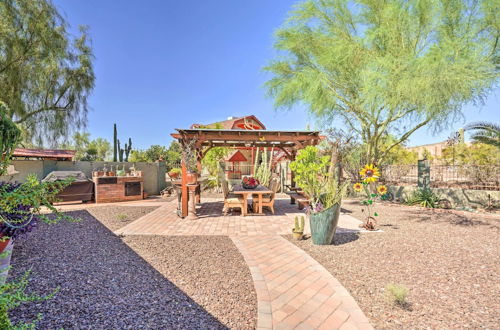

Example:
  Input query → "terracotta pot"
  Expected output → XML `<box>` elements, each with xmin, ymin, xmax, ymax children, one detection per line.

<box><xmin>107</xmin><ymin>171</ymin><xmax>115</xmax><ymax>177</ymax></box>
<box><xmin>169</xmin><ymin>171</ymin><xmax>180</xmax><ymax>179</ymax></box>
<box><xmin>186</xmin><ymin>172</ymin><xmax>198</xmax><ymax>184</ymax></box>
<box><xmin>0</xmin><ymin>235</ymin><xmax>11</xmax><ymax>254</ymax></box>
<box><xmin>292</xmin><ymin>232</ymin><xmax>303</xmax><ymax>241</ymax></box>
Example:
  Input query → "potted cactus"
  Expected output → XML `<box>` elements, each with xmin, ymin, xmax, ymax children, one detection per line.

<box><xmin>168</xmin><ymin>168</ymin><xmax>181</xmax><ymax>179</ymax></box>
<box><xmin>292</xmin><ymin>216</ymin><xmax>305</xmax><ymax>240</ymax></box>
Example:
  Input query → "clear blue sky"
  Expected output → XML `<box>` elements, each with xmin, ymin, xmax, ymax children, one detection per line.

<box><xmin>53</xmin><ymin>0</ymin><xmax>499</xmax><ymax>149</ymax></box>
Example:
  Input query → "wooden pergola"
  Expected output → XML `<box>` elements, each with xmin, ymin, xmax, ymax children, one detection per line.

<box><xmin>171</xmin><ymin>128</ymin><xmax>322</xmax><ymax>218</ymax></box>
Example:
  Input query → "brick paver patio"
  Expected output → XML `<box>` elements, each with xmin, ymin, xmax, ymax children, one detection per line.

<box><xmin>114</xmin><ymin>197</ymin><xmax>373</xmax><ymax>329</ymax></box>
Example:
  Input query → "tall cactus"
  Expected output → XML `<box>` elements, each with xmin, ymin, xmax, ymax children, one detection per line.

<box><xmin>254</xmin><ymin>147</ymin><xmax>274</xmax><ymax>186</ymax></box>
<box><xmin>118</xmin><ymin>139</ymin><xmax>124</xmax><ymax>162</ymax></box>
<box><xmin>113</xmin><ymin>123</ymin><xmax>118</xmax><ymax>162</ymax></box>
<box><xmin>124</xmin><ymin>137</ymin><xmax>132</xmax><ymax>162</ymax></box>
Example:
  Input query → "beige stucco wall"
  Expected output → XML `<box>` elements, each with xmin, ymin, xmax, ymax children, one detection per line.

<box><xmin>1</xmin><ymin>160</ymin><xmax>166</xmax><ymax>195</ymax></box>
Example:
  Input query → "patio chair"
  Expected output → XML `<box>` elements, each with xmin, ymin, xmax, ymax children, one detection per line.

<box><xmin>221</xmin><ymin>180</ymin><xmax>246</xmax><ymax>216</ymax></box>
<box><xmin>252</xmin><ymin>177</ymin><xmax>280</xmax><ymax>214</ymax></box>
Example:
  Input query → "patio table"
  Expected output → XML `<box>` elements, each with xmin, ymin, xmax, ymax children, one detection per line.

<box><xmin>232</xmin><ymin>184</ymin><xmax>273</xmax><ymax>215</ymax></box>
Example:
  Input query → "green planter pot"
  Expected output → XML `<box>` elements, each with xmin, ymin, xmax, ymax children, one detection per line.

<box><xmin>309</xmin><ymin>204</ymin><xmax>341</xmax><ymax>245</ymax></box>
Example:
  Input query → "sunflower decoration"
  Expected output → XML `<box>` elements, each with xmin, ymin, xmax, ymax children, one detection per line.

<box><xmin>377</xmin><ymin>185</ymin><xmax>388</xmax><ymax>196</ymax></box>
<box><xmin>359</xmin><ymin>164</ymin><xmax>380</xmax><ymax>183</ymax></box>
<box><xmin>353</xmin><ymin>182</ymin><xmax>363</xmax><ymax>192</ymax></box>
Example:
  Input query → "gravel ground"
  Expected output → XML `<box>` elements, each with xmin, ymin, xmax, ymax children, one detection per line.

<box><xmin>288</xmin><ymin>200</ymin><xmax>500</xmax><ymax>329</ymax></box>
<box><xmin>9</xmin><ymin>207</ymin><xmax>256</xmax><ymax>329</ymax></box>
<box><xmin>86</xmin><ymin>205</ymin><xmax>160</xmax><ymax>231</ymax></box>
<box><xmin>123</xmin><ymin>236</ymin><xmax>257</xmax><ymax>329</ymax></box>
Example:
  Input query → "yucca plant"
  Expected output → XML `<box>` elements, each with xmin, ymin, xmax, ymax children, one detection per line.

<box><xmin>405</xmin><ymin>188</ymin><xmax>440</xmax><ymax>208</ymax></box>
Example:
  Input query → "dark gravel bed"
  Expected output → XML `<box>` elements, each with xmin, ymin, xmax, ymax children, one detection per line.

<box><xmin>288</xmin><ymin>200</ymin><xmax>500</xmax><ymax>329</ymax></box>
<box><xmin>124</xmin><ymin>236</ymin><xmax>257</xmax><ymax>329</ymax></box>
<box><xmin>86</xmin><ymin>205</ymin><xmax>160</xmax><ymax>231</ymax></box>
<box><xmin>8</xmin><ymin>209</ymin><xmax>230</xmax><ymax>329</ymax></box>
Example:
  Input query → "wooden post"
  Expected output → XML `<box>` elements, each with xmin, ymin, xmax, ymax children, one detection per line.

<box><xmin>181</xmin><ymin>152</ymin><xmax>188</xmax><ymax>218</ymax></box>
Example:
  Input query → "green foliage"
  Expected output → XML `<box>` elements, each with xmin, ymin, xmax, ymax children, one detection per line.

<box><xmin>290</xmin><ymin>146</ymin><xmax>348</xmax><ymax>211</ymax></box>
<box><xmin>0</xmin><ymin>270</ymin><xmax>58</xmax><ymax>329</ymax></box>
<box><xmin>440</xmin><ymin>143</ymin><xmax>499</xmax><ymax>165</ymax></box>
<box><xmin>129</xmin><ymin>142</ymin><xmax>182</xmax><ymax>169</ymax></box>
<box><xmin>464</xmin><ymin>122</ymin><xmax>500</xmax><ymax>148</ymax></box>
<box><xmin>59</xmin><ymin>133</ymin><xmax>111</xmax><ymax>161</ymax></box>
<box><xmin>293</xmin><ymin>216</ymin><xmax>305</xmax><ymax>233</ymax></box>
<box><xmin>405</xmin><ymin>188</ymin><xmax>439</xmax><ymax>208</ymax></box>
<box><xmin>113</xmin><ymin>124</ymin><xmax>118</xmax><ymax>162</ymax></box>
<box><xmin>0</xmin><ymin>102</ymin><xmax>21</xmax><ymax>175</ymax></box>
<box><xmin>202</xmin><ymin>147</ymin><xmax>229</xmax><ymax>189</ymax></box>
<box><xmin>265</xmin><ymin>0</ymin><xmax>499</xmax><ymax>164</ymax></box>
<box><xmin>386</xmin><ymin>284</ymin><xmax>409</xmax><ymax>307</ymax></box>
<box><xmin>116</xmin><ymin>213</ymin><xmax>128</xmax><ymax>221</ymax></box>
<box><xmin>0</xmin><ymin>0</ymin><xmax>95</xmax><ymax>144</ymax></box>
<box><xmin>0</xmin><ymin>174</ymin><xmax>77</xmax><ymax>226</ymax></box>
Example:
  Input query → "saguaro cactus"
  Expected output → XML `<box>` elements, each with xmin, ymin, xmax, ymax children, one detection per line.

<box><xmin>113</xmin><ymin>123</ymin><xmax>118</xmax><ymax>162</ymax></box>
<box><xmin>124</xmin><ymin>137</ymin><xmax>132</xmax><ymax>162</ymax></box>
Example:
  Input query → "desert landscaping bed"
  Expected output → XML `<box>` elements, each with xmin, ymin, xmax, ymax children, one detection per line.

<box><xmin>9</xmin><ymin>206</ymin><xmax>256</xmax><ymax>329</ymax></box>
<box><xmin>288</xmin><ymin>199</ymin><xmax>499</xmax><ymax>329</ymax></box>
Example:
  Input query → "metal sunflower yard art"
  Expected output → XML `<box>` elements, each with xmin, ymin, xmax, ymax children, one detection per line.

<box><xmin>354</xmin><ymin>164</ymin><xmax>388</xmax><ymax>230</ymax></box>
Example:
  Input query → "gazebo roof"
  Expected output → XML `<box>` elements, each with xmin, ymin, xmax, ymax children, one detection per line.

<box><xmin>171</xmin><ymin>128</ymin><xmax>322</xmax><ymax>149</ymax></box>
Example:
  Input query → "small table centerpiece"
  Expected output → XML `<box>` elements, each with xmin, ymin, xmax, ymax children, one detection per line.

<box><xmin>242</xmin><ymin>176</ymin><xmax>259</xmax><ymax>189</ymax></box>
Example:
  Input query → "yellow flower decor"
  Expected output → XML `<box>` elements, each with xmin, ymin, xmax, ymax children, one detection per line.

<box><xmin>377</xmin><ymin>185</ymin><xmax>388</xmax><ymax>195</ymax></box>
<box><xmin>359</xmin><ymin>164</ymin><xmax>380</xmax><ymax>183</ymax></box>
<box><xmin>353</xmin><ymin>182</ymin><xmax>363</xmax><ymax>192</ymax></box>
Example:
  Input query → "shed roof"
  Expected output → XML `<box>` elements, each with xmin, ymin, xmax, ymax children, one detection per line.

<box><xmin>12</xmin><ymin>148</ymin><xmax>76</xmax><ymax>160</ymax></box>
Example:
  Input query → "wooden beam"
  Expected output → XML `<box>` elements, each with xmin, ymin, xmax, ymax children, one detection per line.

<box><xmin>181</xmin><ymin>154</ymin><xmax>188</xmax><ymax>218</ymax></box>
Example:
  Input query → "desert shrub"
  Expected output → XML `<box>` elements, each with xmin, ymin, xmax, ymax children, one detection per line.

<box><xmin>116</xmin><ymin>214</ymin><xmax>128</xmax><ymax>221</ymax></box>
<box><xmin>386</xmin><ymin>284</ymin><xmax>408</xmax><ymax>306</ymax></box>
<box><xmin>405</xmin><ymin>188</ymin><xmax>440</xmax><ymax>208</ymax></box>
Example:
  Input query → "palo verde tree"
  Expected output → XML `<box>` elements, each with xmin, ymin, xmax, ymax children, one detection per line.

<box><xmin>265</xmin><ymin>0</ymin><xmax>499</xmax><ymax>164</ymax></box>
<box><xmin>0</xmin><ymin>0</ymin><xmax>95</xmax><ymax>144</ymax></box>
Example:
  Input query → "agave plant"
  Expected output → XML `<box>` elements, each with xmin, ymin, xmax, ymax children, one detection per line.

<box><xmin>405</xmin><ymin>188</ymin><xmax>440</xmax><ymax>208</ymax></box>
<box><xmin>464</xmin><ymin>122</ymin><xmax>500</xmax><ymax>148</ymax></box>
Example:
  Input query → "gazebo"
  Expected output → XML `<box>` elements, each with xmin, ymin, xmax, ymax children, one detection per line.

<box><xmin>171</xmin><ymin>128</ymin><xmax>322</xmax><ymax>218</ymax></box>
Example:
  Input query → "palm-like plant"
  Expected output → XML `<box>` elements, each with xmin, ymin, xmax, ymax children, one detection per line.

<box><xmin>464</xmin><ymin>122</ymin><xmax>500</xmax><ymax>148</ymax></box>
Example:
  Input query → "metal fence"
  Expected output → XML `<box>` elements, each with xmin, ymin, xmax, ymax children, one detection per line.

<box><xmin>381</xmin><ymin>164</ymin><xmax>500</xmax><ymax>190</ymax></box>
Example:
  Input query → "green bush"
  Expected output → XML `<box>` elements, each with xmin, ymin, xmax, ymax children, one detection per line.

<box><xmin>386</xmin><ymin>284</ymin><xmax>408</xmax><ymax>306</ymax></box>
<box><xmin>405</xmin><ymin>188</ymin><xmax>439</xmax><ymax>208</ymax></box>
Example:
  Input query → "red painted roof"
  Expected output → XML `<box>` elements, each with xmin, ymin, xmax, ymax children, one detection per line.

<box><xmin>12</xmin><ymin>148</ymin><xmax>76</xmax><ymax>160</ymax></box>
<box><xmin>190</xmin><ymin>115</ymin><xmax>266</xmax><ymax>130</ymax></box>
<box><xmin>227</xmin><ymin>150</ymin><xmax>247</xmax><ymax>162</ymax></box>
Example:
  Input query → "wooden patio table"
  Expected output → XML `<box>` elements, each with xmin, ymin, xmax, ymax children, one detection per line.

<box><xmin>232</xmin><ymin>184</ymin><xmax>273</xmax><ymax>215</ymax></box>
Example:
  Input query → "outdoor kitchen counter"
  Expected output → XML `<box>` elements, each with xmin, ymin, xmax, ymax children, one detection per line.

<box><xmin>93</xmin><ymin>176</ymin><xmax>144</xmax><ymax>203</ymax></box>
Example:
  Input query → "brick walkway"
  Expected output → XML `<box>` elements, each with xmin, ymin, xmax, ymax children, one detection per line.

<box><xmin>233</xmin><ymin>236</ymin><xmax>372</xmax><ymax>330</ymax></box>
<box><xmin>116</xmin><ymin>198</ymin><xmax>365</xmax><ymax>236</ymax></box>
<box><xmin>115</xmin><ymin>197</ymin><xmax>373</xmax><ymax>329</ymax></box>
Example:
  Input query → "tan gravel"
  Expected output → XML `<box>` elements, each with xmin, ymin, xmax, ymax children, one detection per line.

<box><xmin>288</xmin><ymin>199</ymin><xmax>500</xmax><ymax>329</ymax></box>
<box><xmin>87</xmin><ymin>205</ymin><xmax>161</xmax><ymax>231</ymax></box>
<box><xmin>9</xmin><ymin>206</ymin><xmax>256</xmax><ymax>329</ymax></box>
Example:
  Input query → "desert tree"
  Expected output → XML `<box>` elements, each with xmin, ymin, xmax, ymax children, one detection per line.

<box><xmin>0</xmin><ymin>0</ymin><xmax>95</xmax><ymax>144</ymax></box>
<box><xmin>265</xmin><ymin>0</ymin><xmax>499</xmax><ymax>163</ymax></box>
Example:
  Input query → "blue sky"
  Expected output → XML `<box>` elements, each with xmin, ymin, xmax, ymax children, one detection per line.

<box><xmin>53</xmin><ymin>0</ymin><xmax>499</xmax><ymax>149</ymax></box>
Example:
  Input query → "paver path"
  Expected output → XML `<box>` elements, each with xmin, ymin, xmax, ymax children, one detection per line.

<box><xmin>233</xmin><ymin>236</ymin><xmax>372</xmax><ymax>330</ymax></box>
<box><xmin>113</xmin><ymin>197</ymin><xmax>373</xmax><ymax>329</ymax></box>
<box><xmin>115</xmin><ymin>198</ymin><xmax>365</xmax><ymax>236</ymax></box>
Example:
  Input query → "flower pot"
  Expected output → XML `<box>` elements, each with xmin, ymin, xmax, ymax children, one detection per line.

<box><xmin>169</xmin><ymin>171</ymin><xmax>180</xmax><ymax>179</ymax></box>
<box><xmin>0</xmin><ymin>239</ymin><xmax>13</xmax><ymax>285</ymax></box>
<box><xmin>107</xmin><ymin>171</ymin><xmax>115</xmax><ymax>177</ymax></box>
<box><xmin>309</xmin><ymin>204</ymin><xmax>341</xmax><ymax>245</ymax></box>
<box><xmin>186</xmin><ymin>172</ymin><xmax>198</xmax><ymax>184</ymax></box>
<box><xmin>0</xmin><ymin>236</ymin><xmax>10</xmax><ymax>254</ymax></box>
<box><xmin>292</xmin><ymin>232</ymin><xmax>303</xmax><ymax>240</ymax></box>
